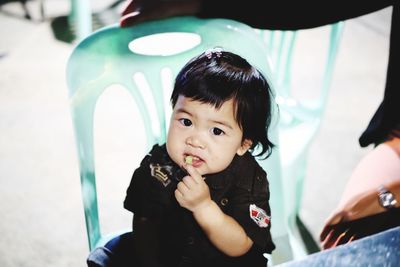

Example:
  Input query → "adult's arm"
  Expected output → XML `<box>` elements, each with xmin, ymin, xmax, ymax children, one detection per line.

<box><xmin>198</xmin><ymin>0</ymin><xmax>393</xmax><ymax>30</ymax></box>
<box><xmin>320</xmin><ymin>178</ymin><xmax>400</xmax><ymax>249</ymax></box>
<box><xmin>120</xmin><ymin>0</ymin><xmax>393</xmax><ymax>30</ymax></box>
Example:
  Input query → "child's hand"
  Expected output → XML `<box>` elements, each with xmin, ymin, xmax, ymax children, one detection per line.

<box><xmin>175</xmin><ymin>164</ymin><xmax>212</xmax><ymax>213</ymax></box>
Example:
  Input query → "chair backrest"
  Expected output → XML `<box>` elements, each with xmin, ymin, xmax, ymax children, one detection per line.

<box><xmin>66</xmin><ymin>16</ymin><xmax>286</xmax><ymax>257</ymax></box>
<box><xmin>260</xmin><ymin>23</ymin><xmax>344</xmax><ymax>260</ymax></box>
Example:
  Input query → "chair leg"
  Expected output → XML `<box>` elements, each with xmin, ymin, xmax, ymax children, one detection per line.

<box><xmin>20</xmin><ymin>0</ymin><xmax>31</xmax><ymax>19</ymax></box>
<box><xmin>296</xmin><ymin>215</ymin><xmax>320</xmax><ymax>254</ymax></box>
<box><xmin>38</xmin><ymin>0</ymin><xmax>45</xmax><ymax>21</ymax></box>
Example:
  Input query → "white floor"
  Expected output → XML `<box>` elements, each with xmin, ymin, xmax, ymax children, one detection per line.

<box><xmin>0</xmin><ymin>1</ymin><xmax>392</xmax><ymax>266</ymax></box>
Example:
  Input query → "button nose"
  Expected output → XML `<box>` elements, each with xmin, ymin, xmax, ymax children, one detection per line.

<box><xmin>186</xmin><ymin>136</ymin><xmax>205</xmax><ymax>149</ymax></box>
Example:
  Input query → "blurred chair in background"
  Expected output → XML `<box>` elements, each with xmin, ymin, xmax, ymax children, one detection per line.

<box><xmin>66</xmin><ymin>15</ymin><xmax>292</xmax><ymax>265</ymax></box>
<box><xmin>0</xmin><ymin>0</ymin><xmax>44</xmax><ymax>20</ymax></box>
<box><xmin>260</xmin><ymin>23</ymin><xmax>344</xmax><ymax>258</ymax></box>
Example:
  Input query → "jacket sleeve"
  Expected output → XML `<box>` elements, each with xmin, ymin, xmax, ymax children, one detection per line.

<box><xmin>124</xmin><ymin>154</ymin><xmax>173</xmax><ymax>218</ymax></box>
<box><xmin>228</xmin><ymin>164</ymin><xmax>275</xmax><ymax>254</ymax></box>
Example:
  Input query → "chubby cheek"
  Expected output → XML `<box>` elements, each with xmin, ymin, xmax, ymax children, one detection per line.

<box><xmin>166</xmin><ymin>132</ymin><xmax>183</xmax><ymax>166</ymax></box>
<box><xmin>207</xmin><ymin>150</ymin><xmax>236</xmax><ymax>173</ymax></box>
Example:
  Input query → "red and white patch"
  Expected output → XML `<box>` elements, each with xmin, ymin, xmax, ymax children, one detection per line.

<box><xmin>249</xmin><ymin>204</ymin><xmax>270</xmax><ymax>228</ymax></box>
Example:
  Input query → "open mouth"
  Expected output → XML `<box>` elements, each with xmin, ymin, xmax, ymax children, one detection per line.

<box><xmin>184</xmin><ymin>154</ymin><xmax>204</xmax><ymax>167</ymax></box>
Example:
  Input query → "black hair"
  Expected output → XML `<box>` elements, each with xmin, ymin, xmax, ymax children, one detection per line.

<box><xmin>170</xmin><ymin>49</ymin><xmax>275</xmax><ymax>159</ymax></box>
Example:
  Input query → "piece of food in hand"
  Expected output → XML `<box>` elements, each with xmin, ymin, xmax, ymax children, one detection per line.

<box><xmin>185</xmin><ymin>155</ymin><xmax>193</xmax><ymax>165</ymax></box>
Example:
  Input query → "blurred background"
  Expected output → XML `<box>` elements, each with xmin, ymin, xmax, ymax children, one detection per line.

<box><xmin>0</xmin><ymin>1</ymin><xmax>392</xmax><ymax>266</ymax></box>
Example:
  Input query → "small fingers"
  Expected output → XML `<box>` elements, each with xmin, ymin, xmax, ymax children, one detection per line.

<box><xmin>176</xmin><ymin>181</ymin><xmax>190</xmax><ymax>195</ymax></box>
<box><xmin>175</xmin><ymin>188</ymin><xmax>183</xmax><ymax>199</ymax></box>
<box><xmin>182</xmin><ymin>175</ymin><xmax>197</xmax><ymax>188</ymax></box>
<box><xmin>183</xmin><ymin>164</ymin><xmax>204</xmax><ymax>183</ymax></box>
<box><xmin>174</xmin><ymin>189</ymin><xmax>184</xmax><ymax>206</ymax></box>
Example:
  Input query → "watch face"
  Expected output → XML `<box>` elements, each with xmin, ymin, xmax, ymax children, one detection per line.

<box><xmin>380</xmin><ymin>192</ymin><xmax>396</xmax><ymax>208</ymax></box>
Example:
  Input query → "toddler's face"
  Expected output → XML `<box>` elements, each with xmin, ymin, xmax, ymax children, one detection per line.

<box><xmin>166</xmin><ymin>96</ymin><xmax>251</xmax><ymax>176</ymax></box>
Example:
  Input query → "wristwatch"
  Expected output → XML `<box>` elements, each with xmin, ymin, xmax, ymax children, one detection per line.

<box><xmin>378</xmin><ymin>185</ymin><xmax>398</xmax><ymax>209</ymax></box>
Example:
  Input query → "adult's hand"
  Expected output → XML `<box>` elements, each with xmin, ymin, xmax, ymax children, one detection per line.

<box><xmin>120</xmin><ymin>0</ymin><xmax>201</xmax><ymax>27</ymax></box>
<box><xmin>319</xmin><ymin>187</ymin><xmax>385</xmax><ymax>249</ymax></box>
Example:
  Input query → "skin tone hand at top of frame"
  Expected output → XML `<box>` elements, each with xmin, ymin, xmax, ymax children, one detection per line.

<box><xmin>120</xmin><ymin>0</ymin><xmax>201</xmax><ymax>27</ymax></box>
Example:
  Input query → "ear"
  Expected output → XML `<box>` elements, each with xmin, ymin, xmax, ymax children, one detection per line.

<box><xmin>236</xmin><ymin>139</ymin><xmax>253</xmax><ymax>156</ymax></box>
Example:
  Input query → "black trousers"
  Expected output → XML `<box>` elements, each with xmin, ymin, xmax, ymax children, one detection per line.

<box><xmin>87</xmin><ymin>233</ymin><xmax>137</xmax><ymax>267</ymax></box>
<box><xmin>87</xmin><ymin>231</ymin><xmax>269</xmax><ymax>267</ymax></box>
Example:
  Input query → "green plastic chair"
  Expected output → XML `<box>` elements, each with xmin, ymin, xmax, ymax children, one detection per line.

<box><xmin>66</xmin><ymin>15</ymin><xmax>293</xmax><ymax>263</ymax></box>
<box><xmin>66</xmin><ymin>15</ymin><xmax>346</xmax><ymax>265</ymax></box>
<box><xmin>260</xmin><ymin>23</ymin><xmax>345</xmax><ymax>259</ymax></box>
<box><xmin>68</xmin><ymin>0</ymin><xmax>92</xmax><ymax>41</ymax></box>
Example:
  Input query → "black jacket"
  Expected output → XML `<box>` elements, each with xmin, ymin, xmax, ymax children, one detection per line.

<box><xmin>124</xmin><ymin>144</ymin><xmax>275</xmax><ymax>267</ymax></box>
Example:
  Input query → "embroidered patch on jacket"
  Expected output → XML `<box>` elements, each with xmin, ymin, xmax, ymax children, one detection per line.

<box><xmin>249</xmin><ymin>204</ymin><xmax>270</xmax><ymax>228</ymax></box>
<box><xmin>150</xmin><ymin>163</ymin><xmax>173</xmax><ymax>187</ymax></box>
